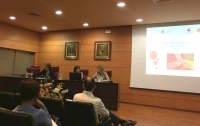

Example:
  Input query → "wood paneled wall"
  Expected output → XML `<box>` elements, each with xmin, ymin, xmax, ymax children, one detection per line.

<box><xmin>38</xmin><ymin>25</ymin><xmax>200</xmax><ymax>112</ymax></box>
<box><xmin>38</xmin><ymin>26</ymin><xmax>132</xmax><ymax>81</ymax></box>
<box><xmin>0</xmin><ymin>22</ymin><xmax>40</xmax><ymax>64</ymax></box>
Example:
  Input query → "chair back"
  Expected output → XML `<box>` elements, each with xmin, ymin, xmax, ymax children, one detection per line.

<box><xmin>105</xmin><ymin>70</ymin><xmax>112</xmax><ymax>80</ymax></box>
<box><xmin>38</xmin><ymin>97</ymin><xmax>64</xmax><ymax>121</ymax></box>
<box><xmin>30</xmin><ymin>66</ymin><xmax>40</xmax><ymax>71</ymax></box>
<box><xmin>64</xmin><ymin>100</ymin><xmax>98</xmax><ymax>126</ymax></box>
<box><xmin>12</xmin><ymin>93</ymin><xmax>22</xmax><ymax>108</ymax></box>
<box><xmin>51</xmin><ymin>66</ymin><xmax>59</xmax><ymax>79</ymax></box>
<box><xmin>63</xmin><ymin>89</ymin><xmax>75</xmax><ymax>100</ymax></box>
<box><xmin>80</xmin><ymin>69</ymin><xmax>89</xmax><ymax>78</ymax></box>
<box><xmin>0</xmin><ymin>108</ymin><xmax>37</xmax><ymax>126</ymax></box>
<box><xmin>0</xmin><ymin>91</ymin><xmax>14</xmax><ymax>110</ymax></box>
<box><xmin>26</xmin><ymin>68</ymin><xmax>40</xmax><ymax>74</ymax></box>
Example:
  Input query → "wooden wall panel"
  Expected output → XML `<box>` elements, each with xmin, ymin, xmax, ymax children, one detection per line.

<box><xmin>38</xmin><ymin>25</ymin><xmax>200</xmax><ymax>112</ymax></box>
<box><xmin>176</xmin><ymin>100</ymin><xmax>200</xmax><ymax>111</ymax></box>
<box><xmin>0</xmin><ymin>22</ymin><xmax>40</xmax><ymax>64</ymax></box>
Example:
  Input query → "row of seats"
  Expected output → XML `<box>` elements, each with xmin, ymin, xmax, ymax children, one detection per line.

<box><xmin>0</xmin><ymin>91</ymin><xmax>111</xmax><ymax>126</ymax></box>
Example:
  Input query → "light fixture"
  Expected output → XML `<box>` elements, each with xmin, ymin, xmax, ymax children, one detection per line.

<box><xmin>55</xmin><ymin>10</ymin><xmax>62</xmax><ymax>15</ymax></box>
<box><xmin>9</xmin><ymin>16</ymin><xmax>16</xmax><ymax>20</ymax></box>
<box><xmin>117</xmin><ymin>2</ymin><xmax>125</xmax><ymax>7</ymax></box>
<box><xmin>42</xmin><ymin>26</ymin><xmax>47</xmax><ymax>30</ymax></box>
<box><xmin>136</xmin><ymin>19</ymin><xmax>143</xmax><ymax>22</ymax></box>
<box><xmin>83</xmin><ymin>23</ymin><xmax>89</xmax><ymax>27</ymax></box>
<box><xmin>105</xmin><ymin>30</ymin><xmax>112</xmax><ymax>34</ymax></box>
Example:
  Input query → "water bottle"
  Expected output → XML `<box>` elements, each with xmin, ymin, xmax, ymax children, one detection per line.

<box><xmin>25</xmin><ymin>72</ymin><xmax>28</xmax><ymax>78</ymax></box>
<box><xmin>59</xmin><ymin>74</ymin><xmax>63</xmax><ymax>80</ymax></box>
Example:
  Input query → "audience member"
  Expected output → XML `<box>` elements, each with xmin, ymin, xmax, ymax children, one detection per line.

<box><xmin>74</xmin><ymin>77</ymin><xmax>137</xmax><ymax>126</ymax></box>
<box><xmin>13</xmin><ymin>79</ymin><xmax>53</xmax><ymax>126</ymax></box>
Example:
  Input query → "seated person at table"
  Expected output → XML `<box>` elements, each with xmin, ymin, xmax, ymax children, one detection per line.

<box><xmin>73</xmin><ymin>66</ymin><xmax>83</xmax><ymax>79</ymax></box>
<box><xmin>13</xmin><ymin>79</ymin><xmax>52</xmax><ymax>126</ymax></box>
<box><xmin>74</xmin><ymin>77</ymin><xmax>137</xmax><ymax>126</ymax></box>
<box><xmin>33</xmin><ymin>63</ymin><xmax>56</xmax><ymax>80</ymax></box>
<box><xmin>93</xmin><ymin>65</ymin><xmax>110</xmax><ymax>81</ymax></box>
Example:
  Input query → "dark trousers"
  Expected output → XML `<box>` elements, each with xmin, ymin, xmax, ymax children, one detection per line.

<box><xmin>100</xmin><ymin>110</ymin><xmax>122</xmax><ymax>126</ymax></box>
<box><xmin>109</xmin><ymin>110</ymin><xmax>122</xmax><ymax>126</ymax></box>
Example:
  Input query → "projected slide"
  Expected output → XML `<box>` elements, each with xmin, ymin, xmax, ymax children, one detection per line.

<box><xmin>146</xmin><ymin>24</ymin><xmax>200</xmax><ymax>77</ymax></box>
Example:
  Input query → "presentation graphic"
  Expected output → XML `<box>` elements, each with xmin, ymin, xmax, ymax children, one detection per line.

<box><xmin>146</xmin><ymin>24</ymin><xmax>200</xmax><ymax>77</ymax></box>
<box><xmin>167</xmin><ymin>54</ymin><xmax>194</xmax><ymax>70</ymax></box>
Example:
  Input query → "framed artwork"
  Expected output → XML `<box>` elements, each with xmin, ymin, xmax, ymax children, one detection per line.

<box><xmin>94</xmin><ymin>41</ymin><xmax>111</xmax><ymax>60</ymax></box>
<box><xmin>65</xmin><ymin>42</ymin><xmax>79</xmax><ymax>59</ymax></box>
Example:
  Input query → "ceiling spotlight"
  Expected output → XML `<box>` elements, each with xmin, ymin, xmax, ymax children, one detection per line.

<box><xmin>83</xmin><ymin>23</ymin><xmax>89</xmax><ymax>27</ymax></box>
<box><xmin>55</xmin><ymin>10</ymin><xmax>62</xmax><ymax>15</ymax></box>
<box><xmin>9</xmin><ymin>16</ymin><xmax>16</xmax><ymax>20</ymax></box>
<box><xmin>117</xmin><ymin>2</ymin><xmax>125</xmax><ymax>7</ymax></box>
<box><xmin>42</xmin><ymin>26</ymin><xmax>47</xmax><ymax>30</ymax></box>
<box><xmin>136</xmin><ymin>19</ymin><xmax>143</xmax><ymax>22</ymax></box>
<box><xmin>105</xmin><ymin>30</ymin><xmax>112</xmax><ymax>34</ymax></box>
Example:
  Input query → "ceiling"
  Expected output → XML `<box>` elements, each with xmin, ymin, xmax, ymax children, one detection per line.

<box><xmin>0</xmin><ymin>0</ymin><xmax>199</xmax><ymax>32</ymax></box>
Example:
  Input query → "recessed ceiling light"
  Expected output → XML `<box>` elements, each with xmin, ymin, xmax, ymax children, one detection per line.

<box><xmin>83</xmin><ymin>23</ymin><xmax>89</xmax><ymax>27</ymax></box>
<box><xmin>136</xmin><ymin>19</ymin><xmax>143</xmax><ymax>22</ymax></box>
<box><xmin>9</xmin><ymin>16</ymin><xmax>16</xmax><ymax>20</ymax></box>
<box><xmin>117</xmin><ymin>2</ymin><xmax>125</xmax><ymax>7</ymax></box>
<box><xmin>42</xmin><ymin>26</ymin><xmax>47</xmax><ymax>30</ymax></box>
<box><xmin>55</xmin><ymin>10</ymin><xmax>62</xmax><ymax>15</ymax></box>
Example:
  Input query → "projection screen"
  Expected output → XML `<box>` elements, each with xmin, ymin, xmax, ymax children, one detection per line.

<box><xmin>130</xmin><ymin>24</ymin><xmax>200</xmax><ymax>93</ymax></box>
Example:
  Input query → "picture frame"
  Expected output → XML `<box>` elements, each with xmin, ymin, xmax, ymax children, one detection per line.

<box><xmin>94</xmin><ymin>41</ymin><xmax>112</xmax><ymax>60</ymax></box>
<box><xmin>65</xmin><ymin>42</ymin><xmax>79</xmax><ymax>60</ymax></box>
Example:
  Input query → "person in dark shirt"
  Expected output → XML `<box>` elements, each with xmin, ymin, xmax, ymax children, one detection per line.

<box><xmin>73</xmin><ymin>66</ymin><xmax>81</xmax><ymax>72</ymax></box>
<box><xmin>73</xmin><ymin>66</ymin><xmax>83</xmax><ymax>80</ymax></box>
<box><xmin>33</xmin><ymin>63</ymin><xmax>56</xmax><ymax>80</ymax></box>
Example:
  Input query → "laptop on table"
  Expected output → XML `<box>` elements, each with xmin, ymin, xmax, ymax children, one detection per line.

<box><xmin>69</xmin><ymin>72</ymin><xmax>82</xmax><ymax>81</ymax></box>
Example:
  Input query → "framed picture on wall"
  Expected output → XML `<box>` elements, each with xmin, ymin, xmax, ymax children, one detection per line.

<box><xmin>65</xmin><ymin>42</ymin><xmax>79</xmax><ymax>59</ymax></box>
<box><xmin>94</xmin><ymin>41</ymin><xmax>112</xmax><ymax>60</ymax></box>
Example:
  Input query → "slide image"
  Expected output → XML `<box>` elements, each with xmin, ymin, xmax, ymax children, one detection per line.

<box><xmin>167</xmin><ymin>54</ymin><xmax>194</xmax><ymax>70</ymax></box>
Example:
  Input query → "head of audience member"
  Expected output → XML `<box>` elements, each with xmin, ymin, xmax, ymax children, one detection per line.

<box><xmin>44</xmin><ymin>63</ymin><xmax>51</xmax><ymax>71</ymax></box>
<box><xmin>18</xmin><ymin>79</ymin><xmax>40</xmax><ymax>102</ymax></box>
<box><xmin>82</xmin><ymin>77</ymin><xmax>96</xmax><ymax>92</ymax></box>
<box><xmin>97</xmin><ymin>65</ymin><xmax>104</xmax><ymax>73</ymax></box>
<box><xmin>74</xmin><ymin>66</ymin><xmax>81</xmax><ymax>72</ymax></box>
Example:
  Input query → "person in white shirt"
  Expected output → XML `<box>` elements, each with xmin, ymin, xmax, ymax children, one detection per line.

<box><xmin>73</xmin><ymin>77</ymin><xmax>137</xmax><ymax>126</ymax></box>
<box><xmin>93</xmin><ymin>65</ymin><xmax>110</xmax><ymax>81</ymax></box>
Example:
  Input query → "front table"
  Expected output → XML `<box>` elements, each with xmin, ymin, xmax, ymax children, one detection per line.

<box><xmin>0</xmin><ymin>76</ymin><xmax>118</xmax><ymax>110</ymax></box>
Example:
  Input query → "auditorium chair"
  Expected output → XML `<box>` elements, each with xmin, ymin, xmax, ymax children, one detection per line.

<box><xmin>80</xmin><ymin>69</ymin><xmax>89</xmax><ymax>79</ymax></box>
<box><xmin>64</xmin><ymin>100</ymin><xmax>112</xmax><ymax>126</ymax></box>
<box><xmin>0</xmin><ymin>107</ymin><xmax>37</xmax><ymax>126</ymax></box>
<box><xmin>63</xmin><ymin>89</ymin><xmax>75</xmax><ymax>100</ymax></box>
<box><xmin>0</xmin><ymin>91</ymin><xmax>14</xmax><ymax>110</ymax></box>
<box><xmin>12</xmin><ymin>93</ymin><xmax>22</xmax><ymax>108</ymax></box>
<box><xmin>38</xmin><ymin>97</ymin><xmax>64</xmax><ymax>123</ymax></box>
<box><xmin>105</xmin><ymin>70</ymin><xmax>112</xmax><ymax>80</ymax></box>
<box><xmin>51</xmin><ymin>66</ymin><xmax>59</xmax><ymax>80</ymax></box>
